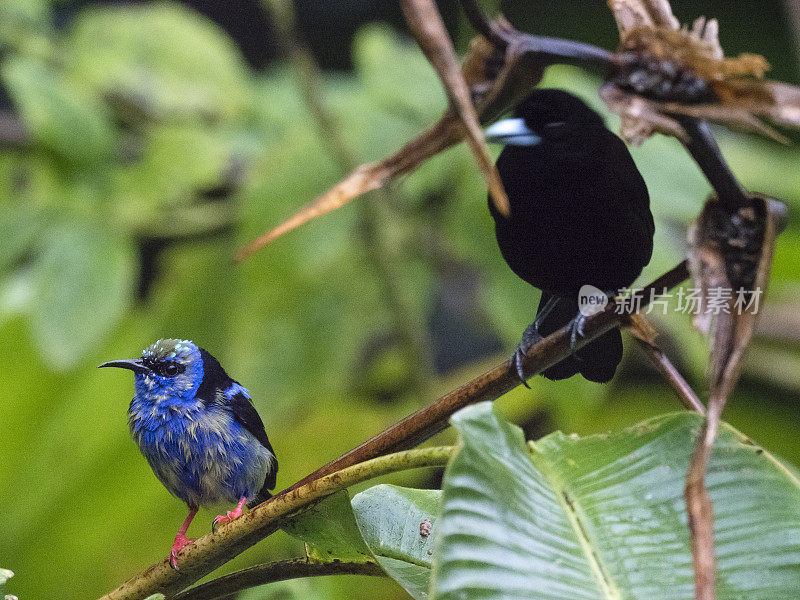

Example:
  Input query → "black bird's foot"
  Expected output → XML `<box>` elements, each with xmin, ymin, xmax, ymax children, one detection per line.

<box><xmin>566</xmin><ymin>313</ymin><xmax>588</xmax><ymax>353</ymax></box>
<box><xmin>513</xmin><ymin>322</ymin><xmax>543</xmax><ymax>388</ymax></box>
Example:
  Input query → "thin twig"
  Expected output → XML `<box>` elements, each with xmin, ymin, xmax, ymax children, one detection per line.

<box><xmin>674</xmin><ymin>116</ymin><xmax>749</xmax><ymax>209</ymax></box>
<box><xmin>685</xmin><ymin>399</ymin><xmax>725</xmax><ymax>600</ymax></box>
<box><xmin>459</xmin><ymin>0</ymin><xmax>510</xmax><ymax>50</ymax></box>
<box><xmin>625</xmin><ymin>314</ymin><xmax>706</xmax><ymax>414</ymax></box>
<box><xmin>631</xmin><ymin>337</ymin><xmax>706</xmax><ymax>413</ymax></box>
<box><xmin>98</xmin><ymin>447</ymin><xmax>451</xmax><ymax>600</ymax></box>
<box><xmin>172</xmin><ymin>558</ymin><xmax>385</xmax><ymax>600</ymax></box>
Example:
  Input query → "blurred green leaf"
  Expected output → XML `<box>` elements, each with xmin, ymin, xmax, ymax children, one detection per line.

<box><xmin>29</xmin><ymin>221</ymin><xmax>135</xmax><ymax>369</ymax></box>
<box><xmin>0</xmin><ymin>203</ymin><xmax>44</xmax><ymax>272</ymax></box>
<box><xmin>353</xmin><ymin>25</ymin><xmax>446</xmax><ymax>124</ymax></box>
<box><xmin>109</xmin><ymin>123</ymin><xmax>237</xmax><ymax>235</ymax></box>
<box><xmin>0</xmin><ymin>0</ymin><xmax>50</xmax><ymax>49</ymax></box>
<box><xmin>66</xmin><ymin>3</ymin><xmax>249</xmax><ymax>121</ymax></box>
<box><xmin>282</xmin><ymin>491</ymin><xmax>373</xmax><ymax>564</ymax></box>
<box><xmin>433</xmin><ymin>403</ymin><xmax>800</xmax><ymax>599</ymax></box>
<box><xmin>1</xmin><ymin>55</ymin><xmax>115</xmax><ymax>164</ymax></box>
<box><xmin>352</xmin><ymin>485</ymin><xmax>439</xmax><ymax>600</ymax></box>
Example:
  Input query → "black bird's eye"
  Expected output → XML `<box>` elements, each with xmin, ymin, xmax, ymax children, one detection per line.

<box><xmin>152</xmin><ymin>361</ymin><xmax>184</xmax><ymax>377</ymax></box>
<box><xmin>164</xmin><ymin>362</ymin><xmax>180</xmax><ymax>377</ymax></box>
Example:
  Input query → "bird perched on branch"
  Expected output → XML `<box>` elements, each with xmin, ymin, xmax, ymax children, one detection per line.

<box><xmin>485</xmin><ymin>89</ymin><xmax>654</xmax><ymax>383</ymax></box>
<box><xmin>100</xmin><ymin>339</ymin><xmax>277</xmax><ymax>569</ymax></box>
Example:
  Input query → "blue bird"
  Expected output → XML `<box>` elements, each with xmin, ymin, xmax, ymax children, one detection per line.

<box><xmin>99</xmin><ymin>338</ymin><xmax>278</xmax><ymax>569</ymax></box>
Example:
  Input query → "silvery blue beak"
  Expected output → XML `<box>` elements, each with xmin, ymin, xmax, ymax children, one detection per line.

<box><xmin>98</xmin><ymin>359</ymin><xmax>148</xmax><ymax>374</ymax></box>
<box><xmin>485</xmin><ymin>118</ymin><xmax>542</xmax><ymax>146</ymax></box>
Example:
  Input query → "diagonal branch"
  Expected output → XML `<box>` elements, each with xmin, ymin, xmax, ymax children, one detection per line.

<box><xmin>674</xmin><ymin>116</ymin><xmax>749</xmax><ymax>209</ymax></box>
<box><xmin>284</xmin><ymin>260</ymin><xmax>690</xmax><ymax>493</ymax></box>
<box><xmin>625</xmin><ymin>314</ymin><xmax>706</xmax><ymax>414</ymax></box>
<box><xmin>172</xmin><ymin>558</ymin><xmax>385</xmax><ymax>600</ymax></box>
<box><xmin>631</xmin><ymin>336</ymin><xmax>705</xmax><ymax>413</ymax></box>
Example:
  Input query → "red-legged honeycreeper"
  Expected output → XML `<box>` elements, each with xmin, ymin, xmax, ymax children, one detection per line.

<box><xmin>99</xmin><ymin>338</ymin><xmax>278</xmax><ymax>569</ymax></box>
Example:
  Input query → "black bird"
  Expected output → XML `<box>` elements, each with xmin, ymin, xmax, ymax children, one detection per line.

<box><xmin>485</xmin><ymin>89</ymin><xmax>654</xmax><ymax>383</ymax></box>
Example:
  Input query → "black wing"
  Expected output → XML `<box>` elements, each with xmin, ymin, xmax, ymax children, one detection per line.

<box><xmin>229</xmin><ymin>391</ymin><xmax>278</xmax><ymax>491</ymax></box>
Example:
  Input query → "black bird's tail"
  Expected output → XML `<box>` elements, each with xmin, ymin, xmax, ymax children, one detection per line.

<box><xmin>247</xmin><ymin>454</ymin><xmax>278</xmax><ymax>508</ymax></box>
<box><xmin>249</xmin><ymin>488</ymin><xmax>273</xmax><ymax>508</ymax></box>
<box><xmin>536</xmin><ymin>292</ymin><xmax>623</xmax><ymax>383</ymax></box>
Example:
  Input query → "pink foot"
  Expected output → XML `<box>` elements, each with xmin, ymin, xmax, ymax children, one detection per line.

<box><xmin>169</xmin><ymin>534</ymin><xmax>196</xmax><ymax>569</ymax></box>
<box><xmin>212</xmin><ymin>497</ymin><xmax>247</xmax><ymax>532</ymax></box>
<box><xmin>213</xmin><ymin>507</ymin><xmax>242</xmax><ymax>530</ymax></box>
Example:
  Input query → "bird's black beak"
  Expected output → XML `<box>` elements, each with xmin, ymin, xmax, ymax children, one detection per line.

<box><xmin>98</xmin><ymin>359</ymin><xmax>148</xmax><ymax>374</ymax></box>
<box><xmin>485</xmin><ymin>118</ymin><xmax>542</xmax><ymax>146</ymax></box>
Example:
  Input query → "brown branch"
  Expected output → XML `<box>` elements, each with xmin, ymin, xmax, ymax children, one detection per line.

<box><xmin>632</xmin><ymin>336</ymin><xmax>705</xmax><ymax>413</ymax></box>
<box><xmin>235</xmin><ymin>112</ymin><xmax>463</xmax><ymax>261</ymax></box>
<box><xmin>459</xmin><ymin>0</ymin><xmax>511</xmax><ymax>50</ymax></box>
<box><xmin>285</xmin><ymin>260</ymin><xmax>690</xmax><ymax>493</ymax></box>
<box><xmin>674</xmin><ymin>116</ymin><xmax>749</xmax><ymax>210</ymax></box>
<box><xmin>685</xmin><ymin>399</ymin><xmax>724</xmax><ymax>600</ymax></box>
<box><xmin>172</xmin><ymin>558</ymin><xmax>385</xmax><ymax>600</ymax></box>
<box><xmin>625</xmin><ymin>314</ymin><xmax>706</xmax><ymax>414</ymax></box>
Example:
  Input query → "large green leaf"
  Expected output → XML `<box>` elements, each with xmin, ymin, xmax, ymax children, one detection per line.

<box><xmin>352</xmin><ymin>485</ymin><xmax>440</xmax><ymax>600</ymax></box>
<box><xmin>432</xmin><ymin>403</ymin><xmax>800</xmax><ymax>600</ymax></box>
<box><xmin>65</xmin><ymin>3</ymin><xmax>248</xmax><ymax>121</ymax></box>
<box><xmin>283</xmin><ymin>485</ymin><xmax>441</xmax><ymax>599</ymax></box>
<box><xmin>282</xmin><ymin>490</ymin><xmax>373</xmax><ymax>564</ymax></box>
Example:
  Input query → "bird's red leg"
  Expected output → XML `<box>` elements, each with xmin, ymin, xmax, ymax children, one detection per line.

<box><xmin>213</xmin><ymin>496</ymin><xmax>247</xmax><ymax>530</ymax></box>
<box><xmin>169</xmin><ymin>508</ymin><xmax>198</xmax><ymax>569</ymax></box>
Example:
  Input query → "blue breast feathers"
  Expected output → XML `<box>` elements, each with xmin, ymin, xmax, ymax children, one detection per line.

<box><xmin>128</xmin><ymin>384</ymin><xmax>275</xmax><ymax>508</ymax></box>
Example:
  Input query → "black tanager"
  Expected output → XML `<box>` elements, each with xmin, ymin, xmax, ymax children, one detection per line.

<box><xmin>485</xmin><ymin>89</ymin><xmax>654</xmax><ymax>383</ymax></box>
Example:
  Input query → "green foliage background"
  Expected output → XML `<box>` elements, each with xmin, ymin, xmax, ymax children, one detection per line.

<box><xmin>1</xmin><ymin>1</ymin><xmax>799</xmax><ymax>598</ymax></box>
